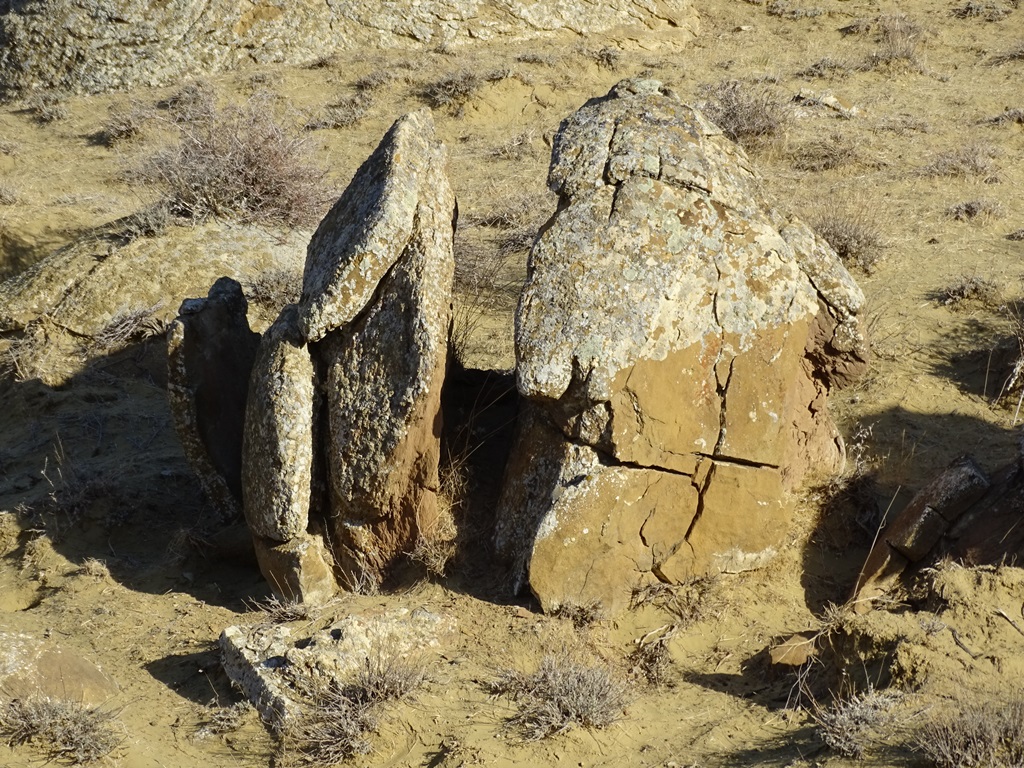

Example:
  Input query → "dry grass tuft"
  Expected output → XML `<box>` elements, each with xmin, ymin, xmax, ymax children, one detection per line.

<box><xmin>98</xmin><ymin>101</ymin><xmax>154</xmax><ymax>146</ymax></box>
<box><xmin>697</xmin><ymin>79</ymin><xmax>791</xmax><ymax>148</ymax></box>
<box><xmin>915</xmin><ymin>697</ymin><xmax>1024</xmax><ymax>768</ymax></box>
<box><xmin>245</xmin><ymin>268</ymin><xmax>302</xmax><ymax>311</ymax></box>
<box><xmin>552</xmin><ymin>600</ymin><xmax>604</xmax><ymax>628</ymax></box>
<box><xmin>951</xmin><ymin>0</ymin><xmax>1013</xmax><ymax>20</ymax></box>
<box><xmin>766</xmin><ymin>0</ymin><xmax>824</xmax><ymax>19</ymax></box>
<box><xmin>861</xmin><ymin>13</ymin><xmax>925</xmax><ymax>70</ymax></box>
<box><xmin>923</xmin><ymin>143</ymin><xmax>1000</xmax><ymax>180</ymax></box>
<box><xmin>796</xmin><ymin>56</ymin><xmax>851</xmax><ymax>79</ymax></box>
<box><xmin>945</xmin><ymin>198</ymin><xmax>1004</xmax><ymax>221</ymax></box>
<box><xmin>0</xmin><ymin>695</ymin><xmax>122</xmax><ymax>764</ymax></box>
<box><xmin>25</xmin><ymin>92</ymin><xmax>69</xmax><ymax>124</ymax></box>
<box><xmin>282</xmin><ymin>650</ymin><xmax>427</xmax><ymax>764</ymax></box>
<box><xmin>989</xmin><ymin>40</ymin><xmax>1024</xmax><ymax>64</ymax></box>
<box><xmin>630</xmin><ymin>577</ymin><xmax>721</xmax><ymax>625</ymax></box>
<box><xmin>409</xmin><ymin>469</ymin><xmax>460</xmax><ymax>578</ymax></box>
<box><xmin>983</xmin><ymin>107</ymin><xmax>1024</xmax><ymax>124</ymax></box>
<box><xmin>792</xmin><ymin>132</ymin><xmax>857</xmax><ymax>171</ymax></box>
<box><xmin>0</xmin><ymin>183</ymin><xmax>18</xmax><ymax>205</ymax></box>
<box><xmin>92</xmin><ymin>303</ymin><xmax>166</xmax><ymax>351</ymax></box>
<box><xmin>1008</xmin><ymin>229</ymin><xmax>1024</xmax><ymax>241</ymax></box>
<box><xmin>488</xmin><ymin>652</ymin><xmax>629</xmax><ymax>741</ymax></box>
<box><xmin>812</xmin><ymin>687</ymin><xmax>903</xmax><ymax>759</ymax></box>
<box><xmin>939</xmin><ymin>274</ymin><xmax>1001</xmax><ymax>307</ymax></box>
<box><xmin>134</xmin><ymin>92</ymin><xmax>327</xmax><ymax>228</ymax></box>
<box><xmin>811</xmin><ymin>199</ymin><xmax>885</xmax><ymax>273</ymax></box>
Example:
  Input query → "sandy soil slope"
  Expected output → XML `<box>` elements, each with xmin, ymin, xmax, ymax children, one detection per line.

<box><xmin>2</xmin><ymin>2</ymin><xmax>1024</xmax><ymax>765</ymax></box>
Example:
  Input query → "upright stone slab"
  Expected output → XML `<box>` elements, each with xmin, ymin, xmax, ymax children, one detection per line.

<box><xmin>496</xmin><ymin>79</ymin><xmax>868</xmax><ymax>614</ymax></box>
<box><xmin>168</xmin><ymin>277</ymin><xmax>260</xmax><ymax>521</ymax></box>
<box><xmin>298</xmin><ymin>108</ymin><xmax>455</xmax><ymax>591</ymax></box>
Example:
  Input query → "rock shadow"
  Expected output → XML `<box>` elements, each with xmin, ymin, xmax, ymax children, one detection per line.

<box><xmin>0</xmin><ymin>336</ymin><xmax>271</xmax><ymax>611</ymax></box>
<box><xmin>799</xmin><ymin>405</ymin><xmax>1021</xmax><ymax>616</ymax></box>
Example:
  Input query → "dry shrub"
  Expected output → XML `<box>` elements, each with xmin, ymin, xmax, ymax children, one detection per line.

<box><xmin>811</xmin><ymin>199</ymin><xmax>885</xmax><ymax>273</ymax></box>
<box><xmin>862</xmin><ymin>13</ymin><xmax>925</xmax><ymax>70</ymax></box>
<box><xmin>98</xmin><ymin>100</ymin><xmax>154</xmax><ymax>146</ymax></box>
<box><xmin>25</xmin><ymin>91</ymin><xmax>69</xmax><ymax>124</ymax></box>
<box><xmin>0</xmin><ymin>140</ymin><xmax>18</xmax><ymax>155</ymax></box>
<box><xmin>0</xmin><ymin>695</ymin><xmax>122</xmax><ymax>764</ymax></box>
<box><xmin>489</xmin><ymin>652</ymin><xmax>629</xmax><ymax>741</ymax></box>
<box><xmin>923</xmin><ymin>142</ymin><xmax>1000</xmax><ymax>180</ymax></box>
<box><xmin>158</xmin><ymin>80</ymin><xmax>216</xmax><ymax>114</ymax></box>
<box><xmin>939</xmin><ymin>274</ymin><xmax>1001</xmax><ymax>307</ymax></box>
<box><xmin>630</xmin><ymin>577</ymin><xmax>720</xmax><ymax>625</ymax></box>
<box><xmin>945</xmin><ymin>199</ymin><xmax>1004</xmax><ymax>221</ymax></box>
<box><xmin>697</xmin><ymin>79</ymin><xmax>791</xmax><ymax>148</ymax></box>
<box><xmin>1009</xmin><ymin>229</ymin><xmax>1024</xmax><ymax>241</ymax></box>
<box><xmin>245</xmin><ymin>267</ymin><xmax>302</xmax><ymax>311</ymax></box>
<box><xmin>552</xmin><ymin>600</ymin><xmax>604</xmax><ymax>628</ymax></box>
<box><xmin>951</xmin><ymin>0</ymin><xmax>1013</xmax><ymax>20</ymax></box>
<box><xmin>135</xmin><ymin>92</ymin><xmax>326</xmax><ymax>228</ymax></box>
<box><xmin>0</xmin><ymin>183</ymin><xmax>17</xmax><ymax>205</ymax></box>
<box><xmin>194</xmin><ymin>701</ymin><xmax>250</xmax><ymax>739</ymax></box>
<box><xmin>766</xmin><ymin>0</ymin><xmax>824</xmax><ymax>19</ymax></box>
<box><xmin>92</xmin><ymin>303</ymin><xmax>166</xmax><ymax>351</ymax></box>
<box><xmin>77</xmin><ymin>557</ymin><xmax>111</xmax><ymax>580</ymax></box>
<box><xmin>303</xmin><ymin>94</ymin><xmax>371</xmax><ymax>131</ymax></box>
<box><xmin>282</xmin><ymin>650</ymin><xmax>427</xmax><ymax>764</ymax></box>
<box><xmin>246</xmin><ymin>593</ymin><xmax>312</xmax><ymax>624</ymax></box>
<box><xmin>813</xmin><ymin>687</ymin><xmax>903</xmax><ymax>759</ymax></box>
<box><xmin>989</xmin><ymin>40</ymin><xmax>1024</xmax><ymax>64</ymax></box>
<box><xmin>916</xmin><ymin>698</ymin><xmax>1024</xmax><ymax>768</ymax></box>
<box><xmin>797</xmin><ymin>56</ymin><xmax>851</xmax><ymax>79</ymax></box>
<box><xmin>38</xmin><ymin>439</ymin><xmax>114</xmax><ymax>541</ymax></box>
<box><xmin>409</xmin><ymin>458</ymin><xmax>462</xmax><ymax>578</ymax></box>
<box><xmin>792</xmin><ymin>133</ymin><xmax>857</xmax><ymax>171</ymax></box>
<box><xmin>984</xmin><ymin>107</ymin><xmax>1024</xmax><ymax>124</ymax></box>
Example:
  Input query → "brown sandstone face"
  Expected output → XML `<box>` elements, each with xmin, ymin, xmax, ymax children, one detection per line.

<box><xmin>496</xmin><ymin>79</ymin><xmax>869</xmax><ymax>614</ymax></box>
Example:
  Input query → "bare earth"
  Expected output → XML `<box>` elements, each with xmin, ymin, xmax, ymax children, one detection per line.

<box><xmin>2</xmin><ymin>1</ymin><xmax>1024</xmax><ymax>766</ymax></box>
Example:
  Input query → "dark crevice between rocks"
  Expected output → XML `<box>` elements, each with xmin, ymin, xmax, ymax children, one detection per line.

<box><xmin>713</xmin><ymin>354</ymin><xmax>734</xmax><ymax>455</ymax></box>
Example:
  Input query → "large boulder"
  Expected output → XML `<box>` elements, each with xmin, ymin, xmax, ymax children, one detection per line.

<box><xmin>237</xmin><ymin>108</ymin><xmax>456</xmax><ymax>599</ymax></box>
<box><xmin>0</xmin><ymin>0</ymin><xmax>698</xmax><ymax>99</ymax></box>
<box><xmin>495</xmin><ymin>79</ymin><xmax>868</xmax><ymax>614</ymax></box>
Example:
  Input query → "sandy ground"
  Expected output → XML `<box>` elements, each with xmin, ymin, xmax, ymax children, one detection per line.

<box><xmin>2</xmin><ymin>1</ymin><xmax>1024</xmax><ymax>765</ymax></box>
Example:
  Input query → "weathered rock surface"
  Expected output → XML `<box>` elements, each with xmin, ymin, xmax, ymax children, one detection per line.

<box><xmin>306</xmin><ymin>109</ymin><xmax>455</xmax><ymax>591</ymax></box>
<box><xmin>221</xmin><ymin>606</ymin><xmax>454</xmax><ymax>727</ymax></box>
<box><xmin>0</xmin><ymin>0</ymin><xmax>698</xmax><ymax>99</ymax></box>
<box><xmin>0</xmin><ymin>632</ymin><xmax>119</xmax><ymax>706</ymax></box>
<box><xmin>496</xmin><ymin>79</ymin><xmax>868</xmax><ymax>614</ymax></box>
<box><xmin>225</xmin><ymin>108</ymin><xmax>455</xmax><ymax>599</ymax></box>
<box><xmin>0</xmin><ymin>220</ymin><xmax>306</xmax><ymax>385</ymax></box>
<box><xmin>168</xmin><ymin>278</ymin><xmax>260</xmax><ymax>522</ymax></box>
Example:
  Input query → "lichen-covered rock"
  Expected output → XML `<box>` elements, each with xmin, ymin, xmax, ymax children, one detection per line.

<box><xmin>0</xmin><ymin>0</ymin><xmax>698</xmax><ymax>99</ymax></box>
<box><xmin>233</xmin><ymin>108</ymin><xmax>455</xmax><ymax>598</ymax></box>
<box><xmin>241</xmin><ymin>305</ymin><xmax>316</xmax><ymax>543</ymax></box>
<box><xmin>308</xmin><ymin>109</ymin><xmax>455</xmax><ymax>591</ymax></box>
<box><xmin>496</xmin><ymin>79</ymin><xmax>868</xmax><ymax>614</ymax></box>
<box><xmin>168</xmin><ymin>277</ymin><xmax>260</xmax><ymax>521</ymax></box>
<box><xmin>0</xmin><ymin>221</ymin><xmax>306</xmax><ymax>385</ymax></box>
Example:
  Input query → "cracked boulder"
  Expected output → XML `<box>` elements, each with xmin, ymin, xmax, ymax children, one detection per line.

<box><xmin>495</xmin><ymin>79</ymin><xmax>868</xmax><ymax>614</ymax></box>
<box><xmin>237</xmin><ymin>108</ymin><xmax>456</xmax><ymax>599</ymax></box>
